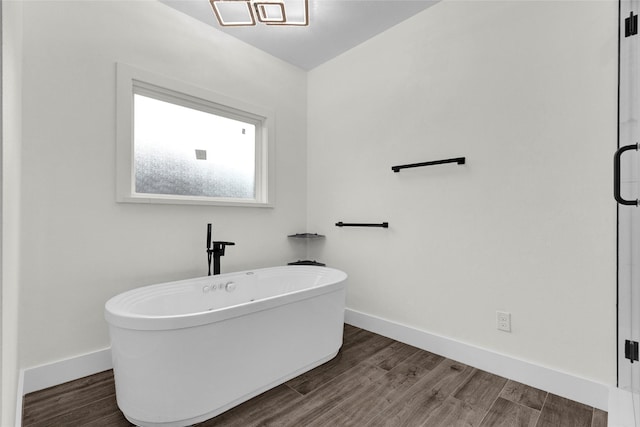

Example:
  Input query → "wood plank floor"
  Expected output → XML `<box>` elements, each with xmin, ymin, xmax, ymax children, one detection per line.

<box><xmin>22</xmin><ymin>325</ymin><xmax>607</xmax><ymax>426</ymax></box>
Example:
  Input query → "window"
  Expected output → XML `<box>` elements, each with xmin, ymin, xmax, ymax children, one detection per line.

<box><xmin>116</xmin><ymin>63</ymin><xmax>274</xmax><ymax>206</ymax></box>
<box><xmin>133</xmin><ymin>93</ymin><xmax>257</xmax><ymax>199</ymax></box>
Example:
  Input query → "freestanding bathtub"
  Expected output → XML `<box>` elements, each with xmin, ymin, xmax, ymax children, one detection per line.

<box><xmin>105</xmin><ymin>265</ymin><xmax>347</xmax><ymax>427</ymax></box>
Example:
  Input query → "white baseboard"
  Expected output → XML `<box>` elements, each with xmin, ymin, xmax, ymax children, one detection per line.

<box><xmin>15</xmin><ymin>313</ymin><xmax>613</xmax><ymax>420</ymax></box>
<box><xmin>344</xmin><ymin>308</ymin><xmax>610</xmax><ymax>411</ymax></box>
<box><xmin>15</xmin><ymin>369</ymin><xmax>24</xmax><ymax>427</ymax></box>
<box><xmin>608</xmin><ymin>386</ymin><xmax>639</xmax><ymax>427</ymax></box>
<box><xmin>22</xmin><ymin>348</ymin><xmax>112</xmax><ymax>395</ymax></box>
<box><xmin>16</xmin><ymin>348</ymin><xmax>112</xmax><ymax>427</ymax></box>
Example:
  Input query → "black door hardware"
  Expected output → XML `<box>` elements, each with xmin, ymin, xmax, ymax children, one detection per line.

<box><xmin>626</xmin><ymin>11</ymin><xmax>638</xmax><ymax>37</ymax></box>
<box><xmin>614</xmin><ymin>143</ymin><xmax>639</xmax><ymax>206</ymax></box>
<box><xmin>626</xmin><ymin>340</ymin><xmax>639</xmax><ymax>363</ymax></box>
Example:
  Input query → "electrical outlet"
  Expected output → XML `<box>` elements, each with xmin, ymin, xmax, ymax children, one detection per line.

<box><xmin>496</xmin><ymin>311</ymin><xmax>511</xmax><ymax>332</ymax></box>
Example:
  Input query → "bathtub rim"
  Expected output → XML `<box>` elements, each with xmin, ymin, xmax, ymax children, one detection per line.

<box><xmin>104</xmin><ymin>265</ymin><xmax>347</xmax><ymax>331</ymax></box>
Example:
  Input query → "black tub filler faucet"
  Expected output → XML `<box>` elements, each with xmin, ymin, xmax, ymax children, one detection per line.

<box><xmin>206</xmin><ymin>223</ymin><xmax>235</xmax><ymax>276</ymax></box>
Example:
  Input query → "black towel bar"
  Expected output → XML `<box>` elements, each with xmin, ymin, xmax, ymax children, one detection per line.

<box><xmin>335</xmin><ymin>222</ymin><xmax>389</xmax><ymax>228</ymax></box>
<box><xmin>391</xmin><ymin>157</ymin><xmax>465</xmax><ymax>173</ymax></box>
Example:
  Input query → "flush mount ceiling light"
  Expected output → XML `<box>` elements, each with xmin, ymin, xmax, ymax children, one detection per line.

<box><xmin>210</xmin><ymin>0</ymin><xmax>309</xmax><ymax>27</ymax></box>
<box><xmin>255</xmin><ymin>2</ymin><xmax>286</xmax><ymax>23</ymax></box>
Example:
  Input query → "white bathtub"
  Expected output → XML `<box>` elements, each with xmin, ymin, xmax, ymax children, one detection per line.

<box><xmin>104</xmin><ymin>265</ymin><xmax>347</xmax><ymax>427</ymax></box>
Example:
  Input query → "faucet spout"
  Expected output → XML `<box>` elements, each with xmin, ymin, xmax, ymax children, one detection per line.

<box><xmin>211</xmin><ymin>241</ymin><xmax>235</xmax><ymax>275</ymax></box>
<box><xmin>206</xmin><ymin>224</ymin><xmax>235</xmax><ymax>275</ymax></box>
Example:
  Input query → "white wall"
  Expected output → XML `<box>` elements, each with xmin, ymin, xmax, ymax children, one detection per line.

<box><xmin>308</xmin><ymin>0</ymin><xmax>617</xmax><ymax>384</ymax></box>
<box><xmin>19</xmin><ymin>0</ymin><xmax>307</xmax><ymax>369</ymax></box>
<box><xmin>2</xmin><ymin>0</ymin><xmax>23</xmax><ymax>424</ymax></box>
<box><xmin>13</xmin><ymin>0</ymin><xmax>619</xmax><ymax>412</ymax></box>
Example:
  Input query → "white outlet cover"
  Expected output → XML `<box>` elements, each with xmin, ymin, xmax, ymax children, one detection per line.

<box><xmin>496</xmin><ymin>311</ymin><xmax>511</xmax><ymax>332</ymax></box>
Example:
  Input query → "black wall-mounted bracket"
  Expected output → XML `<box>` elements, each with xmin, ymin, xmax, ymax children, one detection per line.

<box><xmin>626</xmin><ymin>11</ymin><xmax>638</xmax><ymax>37</ymax></box>
<box><xmin>287</xmin><ymin>233</ymin><xmax>325</xmax><ymax>239</ymax></box>
<box><xmin>391</xmin><ymin>157</ymin><xmax>466</xmax><ymax>173</ymax></box>
<box><xmin>335</xmin><ymin>222</ymin><xmax>389</xmax><ymax>228</ymax></box>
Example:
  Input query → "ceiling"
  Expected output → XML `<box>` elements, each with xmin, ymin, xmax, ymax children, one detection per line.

<box><xmin>161</xmin><ymin>0</ymin><xmax>439</xmax><ymax>70</ymax></box>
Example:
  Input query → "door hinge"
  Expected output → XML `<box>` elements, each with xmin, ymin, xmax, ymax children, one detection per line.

<box><xmin>626</xmin><ymin>11</ymin><xmax>638</xmax><ymax>37</ymax></box>
<box><xmin>625</xmin><ymin>340</ymin><xmax>639</xmax><ymax>363</ymax></box>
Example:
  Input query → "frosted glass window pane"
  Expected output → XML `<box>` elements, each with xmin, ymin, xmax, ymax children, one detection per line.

<box><xmin>134</xmin><ymin>94</ymin><xmax>256</xmax><ymax>199</ymax></box>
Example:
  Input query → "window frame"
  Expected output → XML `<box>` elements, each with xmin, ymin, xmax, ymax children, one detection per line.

<box><xmin>116</xmin><ymin>63</ymin><xmax>275</xmax><ymax>207</ymax></box>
